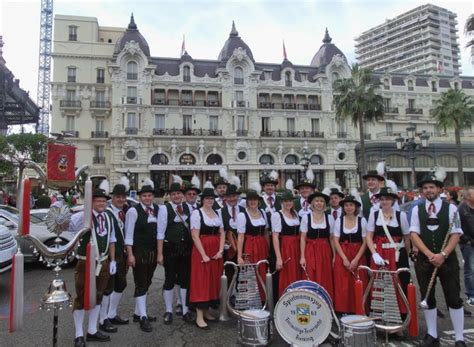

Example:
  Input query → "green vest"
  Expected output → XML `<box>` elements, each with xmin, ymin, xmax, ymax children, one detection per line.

<box><xmin>361</xmin><ymin>192</ymin><xmax>372</xmax><ymax>220</ymax></box>
<box><xmin>132</xmin><ymin>204</ymin><xmax>158</xmax><ymax>251</ymax></box>
<box><xmin>294</xmin><ymin>198</ymin><xmax>302</xmax><ymax>212</ymax></box>
<box><xmin>165</xmin><ymin>203</ymin><xmax>192</xmax><ymax>244</ymax></box>
<box><xmin>419</xmin><ymin>201</ymin><xmax>450</xmax><ymax>253</ymax></box>
<box><xmin>77</xmin><ymin>212</ymin><xmax>111</xmax><ymax>257</ymax></box>
<box><xmin>105</xmin><ymin>208</ymin><xmax>124</xmax><ymax>254</ymax></box>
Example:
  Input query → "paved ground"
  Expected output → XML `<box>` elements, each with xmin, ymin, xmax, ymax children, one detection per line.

<box><xmin>1</xmin><ymin>253</ymin><xmax>473</xmax><ymax>346</ymax></box>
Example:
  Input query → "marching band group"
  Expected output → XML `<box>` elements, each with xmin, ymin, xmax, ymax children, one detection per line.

<box><xmin>69</xmin><ymin>167</ymin><xmax>467</xmax><ymax>347</ymax></box>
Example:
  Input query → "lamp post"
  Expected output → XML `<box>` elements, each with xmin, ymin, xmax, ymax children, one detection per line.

<box><xmin>396</xmin><ymin>125</ymin><xmax>430</xmax><ymax>189</ymax></box>
<box><xmin>126</xmin><ymin>169</ymin><xmax>136</xmax><ymax>191</ymax></box>
<box><xmin>300</xmin><ymin>146</ymin><xmax>310</xmax><ymax>184</ymax></box>
<box><xmin>385</xmin><ymin>162</ymin><xmax>391</xmax><ymax>180</ymax></box>
<box><xmin>343</xmin><ymin>170</ymin><xmax>355</xmax><ymax>190</ymax></box>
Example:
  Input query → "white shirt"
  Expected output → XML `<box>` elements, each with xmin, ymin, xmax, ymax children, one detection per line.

<box><xmin>367</xmin><ymin>209</ymin><xmax>410</xmax><ymax>236</ymax></box>
<box><xmin>157</xmin><ymin>202</ymin><xmax>190</xmax><ymax>240</ymax></box>
<box><xmin>186</xmin><ymin>202</ymin><xmax>199</xmax><ymax>212</ymax></box>
<box><xmin>300</xmin><ymin>213</ymin><xmax>335</xmax><ymax>233</ymax></box>
<box><xmin>108</xmin><ymin>204</ymin><xmax>125</xmax><ymax>232</ymax></box>
<box><xmin>236</xmin><ymin>209</ymin><xmax>268</xmax><ymax>234</ymax></box>
<box><xmin>271</xmin><ymin>211</ymin><xmax>300</xmax><ymax>233</ymax></box>
<box><xmin>125</xmin><ymin>203</ymin><xmax>157</xmax><ymax>245</ymax></box>
<box><xmin>224</xmin><ymin>203</ymin><xmax>239</xmax><ymax>230</ymax></box>
<box><xmin>333</xmin><ymin>216</ymin><xmax>367</xmax><ymax>238</ymax></box>
<box><xmin>191</xmin><ymin>208</ymin><xmax>223</xmax><ymax>230</ymax></box>
<box><xmin>215</xmin><ymin>196</ymin><xmax>225</xmax><ymax>209</ymax></box>
<box><xmin>410</xmin><ymin>197</ymin><xmax>463</xmax><ymax>234</ymax></box>
<box><xmin>261</xmin><ymin>192</ymin><xmax>278</xmax><ymax>213</ymax></box>
<box><xmin>329</xmin><ymin>207</ymin><xmax>343</xmax><ymax>219</ymax></box>
<box><xmin>70</xmin><ymin>210</ymin><xmax>116</xmax><ymax>243</ymax></box>
<box><xmin>298</xmin><ymin>197</ymin><xmax>311</xmax><ymax>218</ymax></box>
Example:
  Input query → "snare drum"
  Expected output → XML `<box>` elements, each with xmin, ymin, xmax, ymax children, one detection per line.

<box><xmin>340</xmin><ymin>315</ymin><xmax>376</xmax><ymax>347</ymax></box>
<box><xmin>274</xmin><ymin>281</ymin><xmax>333</xmax><ymax>347</ymax></box>
<box><xmin>237</xmin><ymin>309</ymin><xmax>270</xmax><ymax>346</ymax></box>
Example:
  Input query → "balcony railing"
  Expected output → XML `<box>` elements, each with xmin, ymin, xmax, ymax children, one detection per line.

<box><xmin>96</xmin><ymin>77</ymin><xmax>104</xmax><ymax>84</ymax></box>
<box><xmin>285</xmin><ymin>80</ymin><xmax>292</xmax><ymax>87</ymax></box>
<box><xmin>151</xmin><ymin>99</ymin><xmax>220</xmax><ymax>107</ymax></box>
<box><xmin>283</xmin><ymin>103</ymin><xmax>296</xmax><ymax>110</ymax></box>
<box><xmin>153</xmin><ymin>98</ymin><xmax>167</xmax><ymax>105</ymax></box>
<box><xmin>236</xmin><ymin>100</ymin><xmax>246</xmax><ymax>108</ymax></box>
<box><xmin>384</xmin><ymin>107</ymin><xmax>399</xmax><ymax>114</ymax></box>
<box><xmin>180</xmin><ymin>100</ymin><xmax>193</xmax><ymax>106</ymax></box>
<box><xmin>125</xmin><ymin>127</ymin><xmax>138</xmax><ymax>135</ymax></box>
<box><xmin>236</xmin><ymin>129</ymin><xmax>248</xmax><ymax>136</ymax></box>
<box><xmin>234</xmin><ymin>78</ymin><xmax>244</xmax><ymax>85</ymax></box>
<box><xmin>62</xmin><ymin>130</ymin><xmax>79</xmax><ymax>137</ymax></box>
<box><xmin>90</xmin><ymin>101</ymin><xmax>111</xmax><ymax>108</ymax></box>
<box><xmin>67</xmin><ymin>76</ymin><xmax>76</xmax><ymax>83</ymax></box>
<box><xmin>68</xmin><ymin>34</ymin><xmax>77</xmax><ymax>41</ymax></box>
<box><xmin>183</xmin><ymin>75</ymin><xmax>191</xmax><ymax>82</ymax></box>
<box><xmin>363</xmin><ymin>133</ymin><xmax>372</xmax><ymax>140</ymax></box>
<box><xmin>153</xmin><ymin>128</ymin><xmax>222</xmax><ymax>136</ymax></box>
<box><xmin>406</xmin><ymin>108</ymin><xmax>423</xmax><ymax>115</ymax></box>
<box><xmin>91</xmin><ymin>131</ymin><xmax>109</xmax><ymax>138</ymax></box>
<box><xmin>260</xmin><ymin>130</ymin><xmax>324</xmax><ymax>138</ymax></box>
<box><xmin>60</xmin><ymin>100</ymin><xmax>81</xmax><ymax>108</ymax></box>
<box><xmin>93</xmin><ymin>157</ymin><xmax>106</xmax><ymax>164</ymax></box>
<box><xmin>127</xmin><ymin>73</ymin><xmax>138</xmax><ymax>80</ymax></box>
<box><xmin>257</xmin><ymin>103</ymin><xmax>321</xmax><ymax>110</ymax></box>
<box><xmin>126</xmin><ymin>97</ymin><xmax>137</xmax><ymax>104</ymax></box>
<box><xmin>337</xmin><ymin>132</ymin><xmax>348</xmax><ymax>138</ymax></box>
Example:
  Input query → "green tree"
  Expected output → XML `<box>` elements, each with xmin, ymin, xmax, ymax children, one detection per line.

<box><xmin>431</xmin><ymin>89</ymin><xmax>474</xmax><ymax>186</ymax></box>
<box><xmin>467</xmin><ymin>14</ymin><xmax>474</xmax><ymax>63</ymax></box>
<box><xmin>0</xmin><ymin>133</ymin><xmax>48</xmax><ymax>190</ymax></box>
<box><xmin>332</xmin><ymin>64</ymin><xmax>384</xmax><ymax>186</ymax></box>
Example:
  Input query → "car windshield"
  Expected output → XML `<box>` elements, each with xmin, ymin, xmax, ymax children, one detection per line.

<box><xmin>0</xmin><ymin>205</ymin><xmax>44</xmax><ymax>224</ymax></box>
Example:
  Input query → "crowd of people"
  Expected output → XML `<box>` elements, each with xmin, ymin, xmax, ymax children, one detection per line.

<box><xmin>67</xmin><ymin>167</ymin><xmax>472</xmax><ymax>347</ymax></box>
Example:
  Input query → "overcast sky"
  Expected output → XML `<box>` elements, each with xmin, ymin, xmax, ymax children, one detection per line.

<box><xmin>2</xmin><ymin>0</ymin><xmax>473</xmax><ymax>103</ymax></box>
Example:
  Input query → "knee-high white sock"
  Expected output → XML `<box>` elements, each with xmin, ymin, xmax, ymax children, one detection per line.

<box><xmin>163</xmin><ymin>289</ymin><xmax>174</xmax><ymax>313</ymax></box>
<box><xmin>108</xmin><ymin>291</ymin><xmax>123</xmax><ymax>319</ymax></box>
<box><xmin>423</xmin><ymin>308</ymin><xmax>438</xmax><ymax>338</ymax></box>
<box><xmin>99</xmin><ymin>295</ymin><xmax>110</xmax><ymax>324</ymax></box>
<box><xmin>449</xmin><ymin>307</ymin><xmax>464</xmax><ymax>342</ymax></box>
<box><xmin>73</xmin><ymin>309</ymin><xmax>85</xmax><ymax>338</ymax></box>
<box><xmin>174</xmin><ymin>285</ymin><xmax>182</xmax><ymax>305</ymax></box>
<box><xmin>179</xmin><ymin>288</ymin><xmax>188</xmax><ymax>315</ymax></box>
<box><xmin>134</xmin><ymin>298</ymin><xmax>140</xmax><ymax>316</ymax></box>
<box><xmin>87</xmin><ymin>305</ymin><xmax>100</xmax><ymax>335</ymax></box>
<box><xmin>137</xmin><ymin>295</ymin><xmax>147</xmax><ymax>318</ymax></box>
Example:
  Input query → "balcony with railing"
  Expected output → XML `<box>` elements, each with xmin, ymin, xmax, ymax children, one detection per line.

<box><xmin>127</xmin><ymin>73</ymin><xmax>138</xmax><ymax>80</ymax></box>
<box><xmin>257</xmin><ymin>102</ymin><xmax>321</xmax><ymax>111</ymax></box>
<box><xmin>151</xmin><ymin>99</ymin><xmax>220</xmax><ymax>107</ymax></box>
<box><xmin>236</xmin><ymin>129</ymin><xmax>248</xmax><ymax>136</ymax></box>
<box><xmin>90</xmin><ymin>101</ymin><xmax>111</xmax><ymax>109</ymax></box>
<box><xmin>125</xmin><ymin>127</ymin><xmax>138</xmax><ymax>135</ymax></box>
<box><xmin>406</xmin><ymin>108</ymin><xmax>423</xmax><ymax>115</ymax></box>
<box><xmin>60</xmin><ymin>100</ymin><xmax>81</xmax><ymax>108</ymax></box>
<box><xmin>234</xmin><ymin>78</ymin><xmax>244</xmax><ymax>85</ymax></box>
<box><xmin>153</xmin><ymin>128</ymin><xmax>223</xmax><ymax>136</ymax></box>
<box><xmin>260</xmin><ymin>130</ymin><xmax>324</xmax><ymax>138</ymax></box>
<box><xmin>384</xmin><ymin>107</ymin><xmax>399</xmax><ymax>114</ymax></box>
<box><xmin>337</xmin><ymin>132</ymin><xmax>348</xmax><ymax>138</ymax></box>
<box><xmin>93</xmin><ymin>157</ymin><xmax>106</xmax><ymax>164</ymax></box>
<box><xmin>235</xmin><ymin>100</ymin><xmax>246</xmax><ymax>108</ymax></box>
<box><xmin>126</xmin><ymin>97</ymin><xmax>137</xmax><ymax>104</ymax></box>
<box><xmin>96</xmin><ymin>77</ymin><xmax>105</xmax><ymax>84</ymax></box>
<box><xmin>91</xmin><ymin>131</ymin><xmax>109</xmax><ymax>138</ymax></box>
<box><xmin>62</xmin><ymin>130</ymin><xmax>79</xmax><ymax>138</ymax></box>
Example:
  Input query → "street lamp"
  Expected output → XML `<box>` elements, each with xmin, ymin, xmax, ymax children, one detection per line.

<box><xmin>396</xmin><ymin>126</ymin><xmax>430</xmax><ymax>189</ymax></box>
<box><xmin>385</xmin><ymin>162</ymin><xmax>391</xmax><ymax>180</ymax></box>
<box><xmin>300</xmin><ymin>146</ymin><xmax>310</xmax><ymax>183</ymax></box>
<box><xmin>126</xmin><ymin>169</ymin><xmax>136</xmax><ymax>190</ymax></box>
<box><xmin>343</xmin><ymin>170</ymin><xmax>355</xmax><ymax>190</ymax></box>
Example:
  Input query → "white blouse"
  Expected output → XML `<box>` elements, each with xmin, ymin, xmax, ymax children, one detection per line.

<box><xmin>191</xmin><ymin>208</ymin><xmax>223</xmax><ymax>230</ymax></box>
<box><xmin>367</xmin><ymin>209</ymin><xmax>410</xmax><ymax>236</ymax></box>
<box><xmin>237</xmin><ymin>209</ymin><xmax>268</xmax><ymax>234</ymax></box>
<box><xmin>300</xmin><ymin>213</ymin><xmax>335</xmax><ymax>233</ymax></box>
<box><xmin>271</xmin><ymin>212</ymin><xmax>300</xmax><ymax>233</ymax></box>
<box><xmin>333</xmin><ymin>217</ymin><xmax>368</xmax><ymax>238</ymax></box>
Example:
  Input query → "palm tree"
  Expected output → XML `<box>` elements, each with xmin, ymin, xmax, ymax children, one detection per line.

<box><xmin>431</xmin><ymin>89</ymin><xmax>474</xmax><ymax>186</ymax></box>
<box><xmin>466</xmin><ymin>14</ymin><xmax>474</xmax><ymax>61</ymax></box>
<box><xmin>332</xmin><ymin>64</ymin><xmax>384</xmax><ymax>185</ymax></box>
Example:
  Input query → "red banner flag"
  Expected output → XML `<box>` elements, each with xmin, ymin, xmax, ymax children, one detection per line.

<box><xmin>47</xmin><ymin>143</ymin><xmax>76</xmax><ymax>189</ymax></box>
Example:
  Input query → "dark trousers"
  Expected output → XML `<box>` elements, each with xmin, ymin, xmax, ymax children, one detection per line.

<box><xmin>73</xmin><ymin>259</ymin><xmax>110</xmax><ymax>310</ymax></box>
<box><xmin>163</xmin><ymin>242</ymin><xmax>191</xmax><ymax>290</ymax></box>
<box><xmin>414</xmin><ymin>253</ymin><xmax>463</xmax><ymax>310</ymax></box>
<box><xmin>104</xmin><ymin>252</ymin><xmax>128</xmax><ymax>295</ymax></box>
<box><xmin>132</xmin><ymin>248</ymin><xmax>157</xmax><ymax>297</ymax></box>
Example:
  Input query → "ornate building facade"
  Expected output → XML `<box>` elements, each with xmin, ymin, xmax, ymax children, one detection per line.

<box><xmin>50</xmin><ymin>15</ymin><xmax>474</xmax><ymax>194</ymax></box>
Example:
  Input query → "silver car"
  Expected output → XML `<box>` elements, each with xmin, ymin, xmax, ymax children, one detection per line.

<box><xmin>0</xmin><ymin>223</ymin><xmax>17</xmax><ymax>273</ymax></box>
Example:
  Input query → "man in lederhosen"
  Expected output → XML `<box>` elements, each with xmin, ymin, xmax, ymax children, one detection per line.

<box><xmin>212</xmin><ymin>177</ymin><xmax>229</xmax><ymax>210</ymax></box>
<box><xmin>70</xmin><ymin>188</ymin><xmax>116</xmax><ymax>347</ymax></box>
<box><xmin>157</xmin><ymin>181</ymin><xmax>194</xmax><ymax>324</ymax></box>
<box><xmin>98</xmin><ymin>182</ymin><xmax>130</xmax><ymax>333</ymax></box>
<box><xmin>294</xmin><ymin>179</ymin><xmax>316</xmax><ymax>218</ymax></box>
<box><xmin>260</xmin><ymin>172</ymin><xmax>281</xmax><ymax>219</ymax></box>
<box><xmin>410</xmin><ymin>173</ymin><xmax>466</xmax><ymax>347</ymax></box>
<box><xmin>124</xmin><ymin>181</ymin><xmax>159</xmax><ymax>333</ymax></box>
<box><xmin>184</xmin><ymin>181</ymin><xmax>201</xmax><ymax>212</ymax></box>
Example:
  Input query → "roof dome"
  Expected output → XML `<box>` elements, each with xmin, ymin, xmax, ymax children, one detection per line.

<box><xmin>180</xmin><ymin>51</ymin><xmax>193</xmax><ymax>63</ymax></box>
<box><xmin>218</xmin><ymin>21</ymin><xmax>254</xmax><ymax>63</ymax></box>
<box><xmin>310</xmin><ymin>28</ymin><xmax>346</xmax><ymax>68</ymax></box>
<box><xmin>114</xmin><ymin>14</ymin><xmax>150</xmax><ymax>57</ymax></box>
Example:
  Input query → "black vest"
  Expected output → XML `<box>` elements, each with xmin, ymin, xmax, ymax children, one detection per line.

<box><xmin>77</xmin><ymin>212</ymin><xmax>111</xmax><ymax>257</ymax></box>
<box><xmin>222</xmin><ymin>204</ymin><xmax>245</xmax><ymax>233</ymax></box>
<box><xmin>105</xmin><ymin>208</ymin><xmax>125</xmax><ymax>254</ymax></box>
<box><xmin>278</xmin><ymin>211</ymin><xmax>300</xmax><ymax>236</ymax></box>
<box><xmin>374</xmin><ymin>211</ymin><xmax>402</xmax><ymax>238</ymax></box>
<box><xmin>198</xmin><ymin>210</ymin><xmax>220</xmax><ymax>235</ymax></box>
<box><xmin>244</xmin><ymin>210</ymin><xmax>266</xmax><ymax>236</ymax></box>
<box><xmin>132</xmin><ymin>204</ymin><xmax>159</xmax><ymax>251</ymax></box>
<box><xmin>339</xmin><ymin>216</ymin><xmax>363</xmax><ymax>243</ymax></box>
<box><xmin>307</xmin><ymin>213</ymin><xmax>330</xmax><ymax>240</ymax></box>
<box><xmin>165</xmin><ymin>203</ymin><xmax>192</xmax><ymax>244</ymax></box>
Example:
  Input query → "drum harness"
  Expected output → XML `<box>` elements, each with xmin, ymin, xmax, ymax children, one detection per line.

<box><xmin>377</xmin><ymin>212</ymin><xmax>404</xmax><ymax>263</ymax></box>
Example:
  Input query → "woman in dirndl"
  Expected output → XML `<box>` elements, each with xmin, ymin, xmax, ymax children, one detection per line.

<box><xmin>333</xmin><ymin>195</ymin><xmax>368</xmax><ymax>314</ymax></box>
<box><xmin>300</xmin><ymin>192</ymin><xmax>335</xmax><ymax>300</ymax></box>
<box><xmin>189</xmin><ymin>188</ymin><xmax>225</xmax><ymax>330</ymax></box>
<box><xmin>366</xmin><ymin>186</ymin><xmax>411</xmax><ymax>317</ymax></box>
<box><xmin>271</xmin><ymin>190</ymin><xmax>302</xmax><ymax>297</ymax></box>
<box><xmin>237</xmin><ymin>190</ymin><xmax>269</xmax><ymax>300</ymax></box>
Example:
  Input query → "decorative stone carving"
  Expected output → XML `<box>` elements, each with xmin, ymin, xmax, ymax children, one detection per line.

<box><xmin>331</xmin><ymin>54</ymin><xmax>345</xmax><ymax>67</ymax></box>
<box><xmin>170</xmin><ymin>139</ymin><xmax>179</xmax><ymax>164</ymax></box>
<box><xmin>276</xmin><ymin>140</ymin><xmax>284</xmax><ymax>164</ymax></box>
<box><xmin>232</xmin><ymin>47</ymin><xmax>248</xmax><ymax>62</ymax></box>
<box><xmin>123</xmin><ymin>40</ymin><xmax>142</xmax><ymax>56</ymax></box>
<box><xmin>197</xmin><ymin>140</ymin><xmax>206</xmax><ymax>164</ymax></box>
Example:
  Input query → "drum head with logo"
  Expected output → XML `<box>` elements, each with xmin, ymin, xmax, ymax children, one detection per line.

<box><xmin>274</xmin><ymin>288</ymin><xmax>332</xmax><ymax>346</ymax></box>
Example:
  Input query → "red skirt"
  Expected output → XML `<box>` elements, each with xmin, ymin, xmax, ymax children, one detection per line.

<box><xmin>370</xmin><ymin>236</ymin><xmax>407</xmax><ymax>314</ymax></box>
<box><xmin>304</xmin><ymin>238</ymin><xmax>334</xmax><ymax>300</ymax></box>
<box><xmin>190</xmin><ymin>235</ymin><xmax>223</xmax><ymax>305</ymax></box>
<box><xmin>244</xmin><ymin>235</ymin><xmax>269</xmax><ymax>300</ymax></box>
<box><xmin>278</xmin><ymin>235</ymin><xmax>302</xmax><ymax>296</ymax></box>
<box><xmin>334</xmin><ymin>242</ymin><xmax>367</xmax><ymax>313</ymax></box>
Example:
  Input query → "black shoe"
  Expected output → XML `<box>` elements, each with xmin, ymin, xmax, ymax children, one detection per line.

<box><xmin>99</xmin><ymin>319</ymin><xmax>118</xmax><ymax>333</ymax></box>
<box><xmin>175</xmin><ymin>304</ymin><xmax>183</xmax><ymax>316</ymax></box>
<box><xmin>133</xmin><ymin>314</ymin><xmax>157</xmax><ymax>322</ymax></box>
<box><xmin>420</xmin><ymin>334</ymin><xmax>440</xmax><ymax>347</ymax></box>
<box><xmin>455</xmin><ymin>341</ymin><xmax>467</xmax><ymax>347</ymax></box>
<box><xmin>86</xmin><ymin>331</ymin><xmax>110</xmax><ymax>342</ymax></box>
<box><xmin>182</xmin><ymin>311</ymin><xmax>194</xmax><ymax>324</ymax></box>
<box><xmin>163</xmin><ymin>312</ymin><xmax>173</xmax><ymax>325</ymax></box>
<box><xmin>139</xmin><ymin>317</ymin><xmax>152</xmax><ymax>333</ymax></box>
<box><xmin>437</xmin><ymin>309</ymin><xmax>445</xmax><ymax>318</ymax></box>
<box><xmin>74</xmin><ymin>336</ymin><xmax>86</xmax><ymax>347</ymax></box>
<box><xmin>195</xmin><ymin>321</ymin><xmax>210</xmax><ymax>330</ymax></box>
<box><xmin>109</xmin><ymin>315</ymin><xmax>129</xmax><ymax>325</ymax></box>
<box><xmin>464</xmin><ymin>308</ymin><xmax>472</xmax><ymax>317</ymax></box>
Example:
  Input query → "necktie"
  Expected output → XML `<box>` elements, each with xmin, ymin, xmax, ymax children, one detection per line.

<box><xmin>118</xmin><ymin>210</ymin><xmax>125</xmax><ymax>223</ymax></box>
<box><xmin>146</xmin><ymin>207</ymin><xmax>153</xmax><ymax>216</ymax></box>
<box><xmin>303</xmin><ymin>200</ymin><xmax>308</xmax><ymax>211</ymax></box>
<box><xmin>370</xmin><ymin>195</ymin><xmax>377</xmax><ymax>204</ymax></box>
<box><xmin>192</xmin><ymin>205</ymin><xmax>197</xmax><ymax>210</ymax></box>
<box><xmin>268</xmin><ymin>196</ymin><xmax>274</xmax><ymax>208</ymax></box>
<box><xmin>97</xmin><ymin>213</ymin><xmax>105</xmax><ymax>233</ymax></box>
<box><xmin>232</xmin><ymin>206</ymin><xmax>236</xmax><ymax>220</ymax></box>
<box><xmin>428</xmin><ymin>203</ymin><xmax>436</xmax><ymax>215</ymax></box>
<box><xmin>176</xmin><ymin>204</ymin><xmax>184</xmax><ymax>215</ymax></box>
<box><xmin>332</xmin><ymin>210</ymin><xmax>337</xmax><ymax>220</ymax></box>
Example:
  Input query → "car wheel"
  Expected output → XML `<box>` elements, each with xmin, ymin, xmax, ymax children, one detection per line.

<box><xmin>41</xmin><ymin>238</ymin><xmax>77</xmax><ymax>268</ymax></box>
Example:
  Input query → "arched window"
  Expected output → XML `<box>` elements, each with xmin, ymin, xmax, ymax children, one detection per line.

<box><xmin>259</xmin><ymin>154</ymin><xmax>274</xmax><ymax>165</ymax></box>
<box><xmin>151</xmin><ymin>153</ymin><xmax>169</xmax><ymax>165</ymax></box>
<box><xmin>234</xmin><ymin>67</ymin><xmax>244</xmax><ymax>85</ymax></box>
<box><xmin>285</xmin><ymin>154</ymin><xmax>299</xmax><ymax>165</ymax></box>
<box><xmin>285</xmin><ymin>71</ymin><xmax>292</xmax><ymax>87</ymax></box>
<box><xmin>183</xmin><ymin>66</ymin><xmax>191</xmax><ymax>82</ymax></box>
<box><xmin>206</xmin><ymin>154</ymin><xmax>223</xmax><ymax>165</ymax></box>
<box><xmin>383</xmin><ymin>78</ymin><xmax>390</xmax><ymax>90</ymax></box>
<box><xmin>310</xmin><ymin>154</ymin><xmax>323</xmax><ymax>165</ymax></box>
<box><xmin>408</xmin><ymin>80</ymin><xmax>414</xmax><ymax>91</ymax></box>
<box><xmin>332</xmin><ymin>72</ymin><xmax>339</xmax><ymax>81</ymax></box>
<box><xmin>127</xmin><ymin>61</ymin><xmax>138</xmax><ymax>80</ymax></box>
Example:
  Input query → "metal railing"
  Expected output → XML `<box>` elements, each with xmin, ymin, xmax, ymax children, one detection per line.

<box><xmin>125</xmin><ymin>127</ymin><xmax>138</xmax><ymax>135</ymax></box>
<box><xmin>257</xmin><ymin>103</ymin><xmax>321</xmax><ymax>110</ymax></box>
<box><xmin>62</xmin><ymin>130</ymin><xmax>79</xmax><ymax>137</ymax></box>
<box><xmin>260</xmin><ymin>130</ymin><xmax>324</xmax><ymax>138</ymax></box>
<box><xmin>60</xmin><ymin>100</ymin><xmax>81</xmax><ymax>108</ymax></box>
<box><xmin>152</xmin><ymin>128</ymin><xmax>222</xmax><ymax>136</ymax></box>
<box><xmin>236</xmin><ymin>129</ymin><xmax>248</xmax><ymax>136</ymax></box>
<box><xmin>90</xmin><ymin>101</ymin><xmax>111</xmax><ymax>108</ymax></box>
<box><xmin>406</xmin><ymin>108</ymin><xmax>423</xmax><ymax>115</ymax></box>
<box><xmin>93</xmin><ymin>157</ymin><xmax>106</xmax><ymax>164</ymax></box>
<box><xmin>384</xmin><ymin>107</ymin><xmax>399</xmax><ymax>114</ymax></box>
<box><xmin>127</xmin><ymin>73</ymin><xmax>138</xmax><ymax>80</ymax></box>
<box><xmin>91</xmin><ymin>131</ymin><xmax>109</xmax><ymax>138</ymax></box>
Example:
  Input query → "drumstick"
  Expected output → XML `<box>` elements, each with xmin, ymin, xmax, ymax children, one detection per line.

<box><xmin>344</xmin><ymin>316</ymin><xmax>383</xmax><ymax>325</ymax></box>
<box><xmin>301</xmin><ymin>264</ymin><xmax>310</xmax><ymax>280</ymax></box>
<box><xmin>271</xmin><ymin>257</ymin><xmax>291</xmax><ymax>275</ymax></box>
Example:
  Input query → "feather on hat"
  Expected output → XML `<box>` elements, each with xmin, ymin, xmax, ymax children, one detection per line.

<box><xmin>191</xmin><ymin>174</ymin><xmax>200</xmax><ymax>188</ymax></box>
<box><xmin>229</xmin><ymin>175</ymin><xmax>241</xmax><ymax>189</ymax></box>
<box><xmin>119</xmin><ymin>176</ymin><xmax>130</xmax><ymax>192</ymax></box>
<box><xmin>143</xmin><ymin>177</ymin><xmax>154</xmax><ymax>189</ymax></box>
<box><xmin>98</xmin><ymin>179</ymin><xmax>110</xmax><ymax>195</ymax></box>
<box><xmin>306</xmin><ymin>168</ymin><xmax>315</xmax><ymax>182</ymax></box>
<box><xmin>285</xmin><ymin>178</ymin><xmax>294</xmax><ymax>192</ymax></box>
<box><xmin>250</xmin><ymin>181</ymin><xmax>262</xmax><ymax>193</ymax></box>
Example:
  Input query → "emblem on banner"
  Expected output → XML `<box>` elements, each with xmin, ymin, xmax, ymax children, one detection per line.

<box><xmin>58</xmin><ymin>155</ymin><xmax>68</xmax><ymax>172</ymax></box>
<box><xmin>296</xmin><ymin>303</ymin><xmax>311</xmax><ymax>325</ymax></box>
